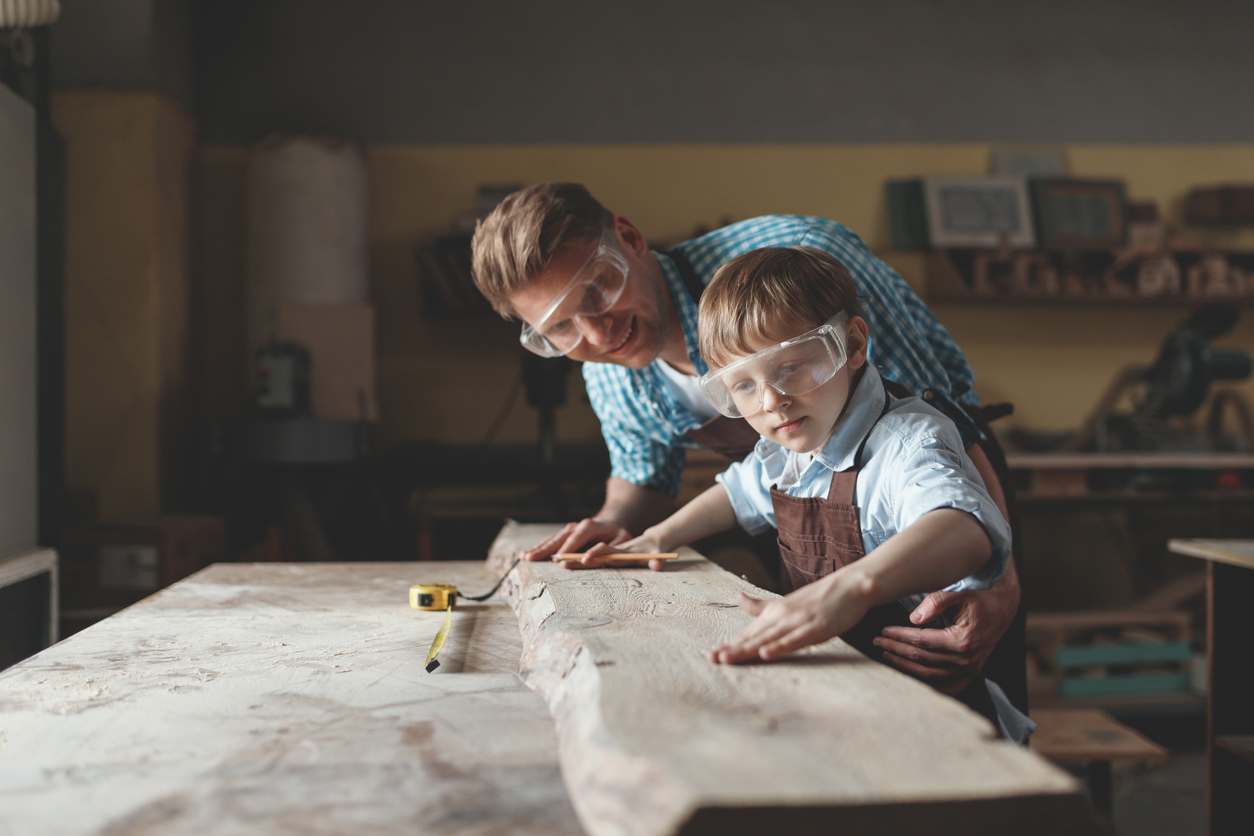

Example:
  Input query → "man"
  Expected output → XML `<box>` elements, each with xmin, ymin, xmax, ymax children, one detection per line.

<box><xmin>470</xmin><ymin>182</ymin><xmax>1024</xmax><ymax>708</ymax></box>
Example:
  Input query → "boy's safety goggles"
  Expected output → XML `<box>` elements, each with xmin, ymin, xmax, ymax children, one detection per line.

<box><xmin>519</xmin><ymin>228</ymin><xmax>630</xmax><ymax>357</ymax></box>
<box><xmin>699</xmin><ymin>313</ymin><xmax>849</xmax><ymax>419</ymax></box>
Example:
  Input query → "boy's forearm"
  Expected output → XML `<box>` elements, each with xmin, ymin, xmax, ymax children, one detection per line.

<box><xmin>830</xmin><ymin>508</ymin><xmax>993</xmax><ymax>612</ymax></box>
<box><xmin>647</xmin><ymin>484</ymin><xmax>737</xmax><ymax>552</ymax></box>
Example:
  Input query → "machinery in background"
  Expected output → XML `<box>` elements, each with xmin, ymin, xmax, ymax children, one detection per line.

<box><xmin>1064</xmin><ymin>303</ymin><xmax>1253</xmax><ymax>453</ymax></box>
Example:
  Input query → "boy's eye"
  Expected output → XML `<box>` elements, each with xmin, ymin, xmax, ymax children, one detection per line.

<box><xmin>731</xmin><ymin>380</ymin><xmax>757</xmax><ymax>395</ymax></box>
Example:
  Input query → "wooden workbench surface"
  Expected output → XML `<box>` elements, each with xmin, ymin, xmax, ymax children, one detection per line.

<box><xmin>489</xmin><ymin>523</ymin><xmax>1093</xmax><ymax>836</ymax></box>
<box><xmin>0</xmin><ymin>562</ymin><xmax>583</xmax><ymax>836</ymax></box>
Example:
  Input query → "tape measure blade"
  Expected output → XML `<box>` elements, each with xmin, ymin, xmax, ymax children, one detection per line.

<box><xmin>424</xmin><ymin>603</ymin><xmax>453</xmax><ymax>671</ymax></box>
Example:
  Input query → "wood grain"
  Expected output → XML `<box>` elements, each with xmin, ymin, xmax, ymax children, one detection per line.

<box><xmin>0</xmin><ymin>561</ymin><xmax>583</xmax><ymax>836</ymax></box>
<box><xmin>489</xmin><ymin>522</ymin><xmax>1098</xmax><ymax>836</ymax></box>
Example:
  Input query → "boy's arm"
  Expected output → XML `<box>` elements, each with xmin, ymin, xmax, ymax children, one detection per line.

<box><xmin>575</xmin><ymin>484</ymin><xmax>738</xmax><ymax>570</ymax></box>
<box><xmin>711</xmin><ymin>507</ymin><xmax>990</xmax><ymax>664</ymax></box>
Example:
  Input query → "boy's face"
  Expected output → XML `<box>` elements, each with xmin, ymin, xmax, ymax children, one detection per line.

<box><xmin>731</xmin><ymin>316</ymin><xmax>869</xmax><ymax>455</ymax></box>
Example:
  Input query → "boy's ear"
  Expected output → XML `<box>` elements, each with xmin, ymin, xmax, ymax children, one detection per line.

<box><xmin>846</xmin><ymin>316</ymin><xmax>869</xmax><ymax>369</ymax></box>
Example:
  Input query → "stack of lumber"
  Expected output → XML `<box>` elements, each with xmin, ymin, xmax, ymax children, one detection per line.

<box><xmin>488</xmin><ymin>522</ymin><xmax>1098</xmax><ymax>836</ymax></box>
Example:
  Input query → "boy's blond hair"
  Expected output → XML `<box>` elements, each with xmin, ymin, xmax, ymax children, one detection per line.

<box><xmin>698</xmin><ymin>247</ymin><xmax>861</xmax><ymax>368</ymax></box>
<box><xmin>471</xmin><ymin>182</ymin><xmax>613</xmax><ymax>318</ymax></box>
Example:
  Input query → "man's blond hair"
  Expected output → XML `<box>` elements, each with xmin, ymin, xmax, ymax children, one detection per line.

<box><xmin>699</xmin><ymin>247</ymin><xmax>861</xmax><ymax>369</ymax></box>
<box><xmin>471</xmin><ymin>182</ymin><xmax>613</xmax><ymax>318</ymax></box>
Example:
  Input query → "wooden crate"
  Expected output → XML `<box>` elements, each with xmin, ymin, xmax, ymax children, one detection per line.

<box><xmin>59</xmin><ymin>516</ymin><xmax>223</xmax><ymax>633</ymax></box>
<box><xmin>1026</xmin><ymin>609</ymin><xmax>1197</xmax><ymax>707</ymax></box>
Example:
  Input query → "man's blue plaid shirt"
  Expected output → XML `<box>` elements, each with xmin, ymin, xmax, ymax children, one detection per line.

<box><xmin>582</xmin><ymin>215</ymin><xmax>979</xmax><ymax>498</ymax></box>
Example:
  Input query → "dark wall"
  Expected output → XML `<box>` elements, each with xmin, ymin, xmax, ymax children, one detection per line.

<box><xmin>53</xmin><ymin>0</ymin><xmax>193</xmax><ymax>112</ymax></box>
<box><xmin>192</xmin><ymin>0</ymin><xmax>1254</xmax><ymax>145</ymax></box>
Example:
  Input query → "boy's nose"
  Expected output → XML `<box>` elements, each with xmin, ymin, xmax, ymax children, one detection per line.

<box><xmin>760</xmin><ymin>384</ymin><xmax>791</xmax><ymax>412</ymax></box>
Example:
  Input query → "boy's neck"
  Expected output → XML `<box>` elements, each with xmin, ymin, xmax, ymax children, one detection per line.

<box><xmin>810</xmin><ymin>365</ymin><xmax>869</xmax><ymax>455</ymax></box>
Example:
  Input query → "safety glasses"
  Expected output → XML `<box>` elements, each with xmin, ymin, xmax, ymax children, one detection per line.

<box><xmin>699</xmin><ymin>313</ymin><xmax>849</xmax><ymax>418</ymax></box>
<box><xmin>519</xmin><ymin>228</ymin><xmax>630</xmax><ymax>357</ymax></box>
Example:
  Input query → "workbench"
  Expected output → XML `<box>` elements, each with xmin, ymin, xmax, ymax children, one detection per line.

<box><xmin>0</xmin><ymin>562</ymin><xmax>582</xmax><ymax>836</ymax></box>
<box><xmin>1166</xmin><ymin>539</ymin><xmax>1254</xmax><ymax>836</ymax></box>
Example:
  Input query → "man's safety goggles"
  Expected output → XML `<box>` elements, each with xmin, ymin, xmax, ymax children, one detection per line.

<box><xmin>699</xmin><ymin>313</ymin><xmax>849</xmax><ymax>419</ymax></box>
<box><xmin>519</xmin><ymin>228</ymin><xmax>630</xmax><ymax>357</ymax></box>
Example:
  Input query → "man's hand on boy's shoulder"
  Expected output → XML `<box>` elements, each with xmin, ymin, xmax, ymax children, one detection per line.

<box><xmin>871</xmin><ymin>562</ymin><xmax>1021</xmax><ymax>695</ymax></box>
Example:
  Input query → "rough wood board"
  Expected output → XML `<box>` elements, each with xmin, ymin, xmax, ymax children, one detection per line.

<box><xmin>0</xmin><ymin>562</ymin><xmax>583</xmax><ymax>836</ymax></box>
<box><xmin>488</xmin><ymin>522</ymin><xmax>1096</xmax><ymax>836</ymax></box>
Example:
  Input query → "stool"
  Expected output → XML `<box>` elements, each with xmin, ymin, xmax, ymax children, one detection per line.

<box><xmin>1030</xmin><ymin>707</ymin><xmax>1168</xmax><ymax>818</ymax></box>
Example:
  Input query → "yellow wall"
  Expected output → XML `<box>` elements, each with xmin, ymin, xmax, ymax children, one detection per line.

<box><xmin>195</xmin><ymin>144</ymin><xmax>1254</xmax><ymax>451</ymax></box>
<box><xmin>54</xmin><ymin>90</ymin><xmax>194</xmax><ymax>519</ymax></box>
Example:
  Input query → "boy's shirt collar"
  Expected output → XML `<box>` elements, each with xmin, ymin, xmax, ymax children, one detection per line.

<box><xmin>752</xmin><ymin>364</ymin><xmax>887</xmax><ymax>474</ymax></box>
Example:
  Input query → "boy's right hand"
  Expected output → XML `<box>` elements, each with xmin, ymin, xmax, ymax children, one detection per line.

<box><xmin>568</xmin><ymin>531</ymin><xmax>670</xmax><ymax>571</ymax></box>
<box><xmin>520</xmin><ymin>518</ymin><xmax>632</xmax><ymax>562</ymax></box>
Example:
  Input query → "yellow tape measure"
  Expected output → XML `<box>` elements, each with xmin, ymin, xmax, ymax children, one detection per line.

<box><xmin>410</xmin><ymin>583</ymin><xmax>458</xmax><ymax>611</ymax></box>
<box><xmin>410</xmin><ymin>559</ymin><xmax>519</xmax><ymax>674</ymax></box>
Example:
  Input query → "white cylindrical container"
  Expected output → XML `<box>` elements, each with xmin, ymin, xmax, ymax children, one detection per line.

<box><xmin>244</xmin><ymin>134</ymin><xmax>369</xmax><ymax>357</ymax></box>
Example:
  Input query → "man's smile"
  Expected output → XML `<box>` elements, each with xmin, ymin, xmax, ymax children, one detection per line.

<box><xmin>609</xmin><ymin>316</ymin><xmax>636</xmax><ymax>354</ymax></box>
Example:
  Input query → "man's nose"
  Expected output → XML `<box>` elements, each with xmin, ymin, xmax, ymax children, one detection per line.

<box><xmin>575</xmin><ymin>312</ymin><xmax>616</xmax><ymax>346</ymax></box>
<box><xmin>760</xmin><ymin>384</ymin><xmax>791</xmax><ymax>412</ymax></box>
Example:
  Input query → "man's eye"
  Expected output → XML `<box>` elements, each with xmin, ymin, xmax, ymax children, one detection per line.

<box><xmin>545</xmin><ymin>318</ymin><xmax>573</xmax><ymax>335</ymax></box>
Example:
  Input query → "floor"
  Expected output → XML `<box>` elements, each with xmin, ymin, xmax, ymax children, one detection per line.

<box><xmin>1075</xmin><ymin>713</ymin><xmax>1207</xmax><ymax>835</ymax></box>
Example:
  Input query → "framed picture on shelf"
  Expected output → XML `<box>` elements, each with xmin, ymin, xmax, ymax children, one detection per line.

<box><xmin>1030</xmin><ymin>178</ymin><xmax>1127</xmax><ymax>250</ymax></box>
<box><xmin>922</xmin><ymin>176</ymin><xmax>1036</xmax><ymax>248</ymax></box>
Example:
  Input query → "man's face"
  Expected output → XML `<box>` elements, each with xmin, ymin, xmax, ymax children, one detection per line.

<box><xmin>510</xmin><ymin>224</ymin><xmax>669</xmax><ymax>368</ymax></box>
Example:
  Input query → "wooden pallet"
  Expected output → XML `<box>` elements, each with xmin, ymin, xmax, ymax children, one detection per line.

<box><xmin>1027</xmin><ymin>610</ymin><xmax>1197</xmax><ymax>707</ymax></box>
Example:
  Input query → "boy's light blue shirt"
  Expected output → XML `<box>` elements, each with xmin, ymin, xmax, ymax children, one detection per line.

<box><xmin>582</xmin><ymin>215</ymin><xmax>980</xmax><ymax>498</ymax></box>
<box><xmin>715</xmin><ymin>365</ymin><xmax>1011</xmax><ymax>598</ymax></box>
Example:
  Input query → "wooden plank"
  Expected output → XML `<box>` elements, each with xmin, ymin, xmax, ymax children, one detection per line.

<box><xmin>0</xmin><ymin>561</ymin><xmax>582</xmax><ymax>836</ymax></box>
<box><xmin>1168</xmin><ymin>538</ymin><xmax>1254</xmax><ymax>571</ymax></box>
<box><xmin>487</xmin><ymin>522</ymin><xmax>1096</xmax><ymax>836</ymax></box>
<box><xmin>1030</xmin><ymin>709</ymin><xmax>1168</xmax><ymax>765</ymax></box>
<box><xmin>1006</xmin><ymin>453</ymin><xmax>1254</xmax><ymax>470</ymax></box>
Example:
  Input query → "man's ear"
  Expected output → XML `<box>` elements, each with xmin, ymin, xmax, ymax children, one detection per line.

<box><xmin>846</xmin><ymin>316</ymin><xmax>870</xmax><ymax>369</ymax></box>
<box><xmin>612</xmin><ymin>215</ymin><xmax>649</xmax><ymax>257</ymax></box>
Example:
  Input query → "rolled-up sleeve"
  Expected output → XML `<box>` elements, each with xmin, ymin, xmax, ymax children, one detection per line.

<box><xmin>715</xmin><ymin>459</ymin><xmax>777</xmax><ymax>536</ymax></box>
<box><xmin>885</xmin><ymin>425</ymin><xmax>1012</xmax><ymax>591</ymax></box>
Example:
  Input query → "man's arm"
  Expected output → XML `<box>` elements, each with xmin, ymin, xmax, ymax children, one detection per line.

<box><xmin>519</xmin><ymin>477</ymin><xmax>674</xmax><ymax>562</ymax></box>
<box><xmin>871</xmin><ymin>443</ymin><xmax>1020</xmax><ymax>694</ymax></box>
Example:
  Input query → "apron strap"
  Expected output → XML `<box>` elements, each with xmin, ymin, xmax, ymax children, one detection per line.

<box><xmin>827</xmin><ymin>374</ymin><xmax>895</xmax><ymax>503</ymax></box>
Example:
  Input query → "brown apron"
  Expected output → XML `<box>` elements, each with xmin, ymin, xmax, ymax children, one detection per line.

<box><xmin>769</xmin><ymin>380</ymin><xmax>1001</xmax><ymax>729</ymax></box>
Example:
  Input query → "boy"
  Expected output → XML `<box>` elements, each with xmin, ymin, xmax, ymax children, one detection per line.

<box><xmin>581</xmin><ymin>246</ymin><xmax>1028</xmax><ymax>739</ymax></box>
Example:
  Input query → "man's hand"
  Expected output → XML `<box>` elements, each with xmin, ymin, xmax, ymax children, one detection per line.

<box><xmin>521</xmin><ymin>518</ymin><xmax>632</xmax><ymax>562</ymax></box>
<box><xmin>568</xmin><ymin>531</ymin><xmax>670</xmax><ymax>572</ymax></box>
<box><xmin>871</xmin><ymin>561</ymin><xmax>1020</xmax><ymax>695</ymax></box>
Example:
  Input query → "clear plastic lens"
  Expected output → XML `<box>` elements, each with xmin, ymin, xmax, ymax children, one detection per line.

<box><xmin>699</xmin><ymin>314</ymin><xmax>849</xmax><ymax>418</ymax></box>
<box><xmin>520</xmin><ymin>229</ymin><xmax>629</xmax><ymax>357</ymax></box>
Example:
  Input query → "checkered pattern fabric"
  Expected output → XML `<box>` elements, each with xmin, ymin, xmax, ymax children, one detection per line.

<box><xmin>583</xmin><ymin>215</ymin><xmax>978</xmax><ymax>497</ymax></box>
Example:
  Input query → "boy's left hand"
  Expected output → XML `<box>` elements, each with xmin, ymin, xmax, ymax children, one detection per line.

<box><xmin>709</xmin><ymin>574</ymin><xmax>871</xmax><ymax>664</ymax></box>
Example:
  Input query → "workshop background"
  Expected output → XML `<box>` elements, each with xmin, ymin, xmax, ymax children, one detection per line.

<box><xmin>4</xmin><ymin>2</ymin><xmax>1254</xmax><ymax>832</ymax></box>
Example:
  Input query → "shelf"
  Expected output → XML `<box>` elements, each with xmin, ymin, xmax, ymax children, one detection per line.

<box><xmin>1216</xmin><ymin>735</ymin><xmax>1254</xmax><ymax>764</ymax></box>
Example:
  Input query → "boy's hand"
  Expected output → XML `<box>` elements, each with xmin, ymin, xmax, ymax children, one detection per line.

<box><xmin>871</xmin><ymin>561</ymin><xmax>1020</xmax><ymax>695</ymax></box>
<box><xmin>561</xmin><ymin>531</ymin><xmax>670</xmax><ymax>572</ymax></box>
<box><xmin>521</xmin><ymin>519</ymin><xmax>632</xmax><ymax>562</ymax></box>
<box><xmin>708</xmin><ymin>573</ymin><xmax>873</xmax><ymax>664</ymax></box>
